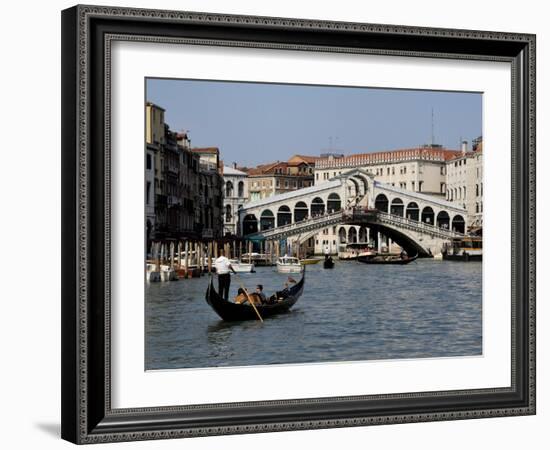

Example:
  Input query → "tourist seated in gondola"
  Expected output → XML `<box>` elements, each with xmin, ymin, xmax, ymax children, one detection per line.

<box><xmin>255</xmin><ymin>285</ymin><xmax>267</xmax><ymax>304</ymax></box>
<box><xmin>233</xmin><ymin>286</ymin><xmax>266</xmax><ymax>306</ymax></box>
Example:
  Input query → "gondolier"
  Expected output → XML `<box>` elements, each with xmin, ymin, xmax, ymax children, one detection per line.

<box><xmin>214</xmin><ymin>249</ymin><xmax>237</xmax><ymax>301</ymax></box>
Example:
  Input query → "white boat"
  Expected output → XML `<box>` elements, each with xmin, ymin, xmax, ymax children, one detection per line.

<box><xmin>276</xmin><ymin>255</ymin><xmax>303</xmax><ymax>274</ymax></box>
<box><xmin>146</xmin><ymin>263</ymin><xmax>161</xmax><ymax>282</ymax></box>
<box><xmin>338</xmin><ymin>243</ymin><xmax>377</xmax><ymax>260</ymax></box>
<box><xmin>159</xmin><ymin>264</ymin><xmax>178</xmax><ymax>281</ymax></box>
<box><xmin>229</xmin><ymin>259</ymin><xmax>255</xmax><ymax>273</ymax></box>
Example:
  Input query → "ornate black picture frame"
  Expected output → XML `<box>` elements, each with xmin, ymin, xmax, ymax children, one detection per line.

<box><xmin>61</xmin><ymin>4</ymin><xmax>536</xmax><ymax>444</ymax></box>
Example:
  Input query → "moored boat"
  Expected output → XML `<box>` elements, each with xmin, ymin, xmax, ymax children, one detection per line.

<box><xmin>442</xmin><ymin>237</ymin><xmax>482</xmax><ymax>261</ymax></box>
<box><xmin>357</xmin><ymin>254</ymin><xmax>418</xmax><ymax>265</ymax></box>
<box><xmin>228</xmin><ymin>259</ymin><xmax>255</xmax><ymax>273</ymax></box>
<box><xmin>338</xmin><ymin>243</ymin><xmax>377</xmax><ymax>260</ymax></box>
<box><xmin>277</xmin><ymin>255</ymin><xmax>303</xmax><ymax>273</ymax></box>
<box><xmin>205</xmin><ymin>271</ymin><xmax>305</xmax><ymax>321</ymax></box>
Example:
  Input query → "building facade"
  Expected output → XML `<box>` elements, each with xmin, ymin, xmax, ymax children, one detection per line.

<box><xmin>246</xmin><ymin>155</ymin><xmax>318</xmax><ymax>201</ymax></box>
<box><xmin>145</xmin><ymin>102</ymin><xmax>224</xmax><ymax>243</ymax></box>
<box><xmin>222</xmin><ymin>164</ymin><xmax>249</xmax><ymax>236</ymax></box>
<box><xmin>445</xmin><ymin>139</ymin><xmax>483</xmax><ymax>228</ymax></box>
<box><xmin>314</xmin><ymin>146</ymin><xmax>461</xmax><ymax>197</ymax></box>
<box><xmin>191</xmin><ymin>147</ymin><xmax>224</xmax><ymax>240</ymax></box>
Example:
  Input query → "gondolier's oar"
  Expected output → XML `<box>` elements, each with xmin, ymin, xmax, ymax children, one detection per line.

<box><xmin>233</xmin><ymin>273</ymin><xmax>263</xmax><ymax>323</ymax></box>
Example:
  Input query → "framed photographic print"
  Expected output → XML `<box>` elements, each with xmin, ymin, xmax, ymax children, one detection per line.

<box><xmin>61</xmin><ymin>4</ymin><xmax>536</xmax><ymax>444</ymax></box>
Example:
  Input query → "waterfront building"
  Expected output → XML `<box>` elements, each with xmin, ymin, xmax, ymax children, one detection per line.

<box><xmin>445</xmin><ymin>138</ymin><xmax>483</xmax><ymax>228</ymax></box>
<box><xmin>222</xmin><ymin>163</ymin><xmax>249</xmax><ymax>236</ymax></box>
<box><xmin>145</xmin><ymin>102</ymin><xmax>165</xmax><ymax>244</ymax></box>
<box><xmin>246</xmin><ymin>155</ymin><xmax>319</xmax><ymax>201</ymax></box>
<box><xmin>191</xmin><ymin>147</ymin><xmax>224</xmax><ymax>240</ymax></box>
<box><xmin>145</xmin><ymin>142</ymin><xmax>156</xmax><ymax>243</ymax></box>
<box><xmin>145</xmin><ymin>102</ymin><xmax>224</xmax><ymax>241</ymax></box>
<box><xmin>314</xmin><ymin>145</ymin><xmax>461</xmax><ymax>196</ymax></box>
<box><xmin>176</xmin><ymin>132</ymin><xmax>200</xmax><ymax>235</ymax></box>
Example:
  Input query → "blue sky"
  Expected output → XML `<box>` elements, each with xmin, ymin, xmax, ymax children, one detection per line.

<box><xmin>146</xmin><ymin>78</ymin><xmax>482</xmax><ymax>167</ymax></box>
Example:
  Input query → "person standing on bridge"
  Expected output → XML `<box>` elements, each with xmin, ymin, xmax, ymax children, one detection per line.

<box><xmin>214</xmin><ymin>248</ymin><xmax>237</xmax><ymax>301</ymax></box>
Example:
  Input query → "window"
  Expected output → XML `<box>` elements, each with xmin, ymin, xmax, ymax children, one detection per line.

<box><xmin>316</xmin><ymin>173</ymin><xmax>319</xmax><ymax>181</ymax></box>
<box><xmin>387</xmin><ymin>167</ymin><xmax>390</xmax><ymax>175</ymax></box>
<box><xmin>146</xmin><ymin>154</ymin><xmax>152</xmax><ymax>170</ymax></box>
<box><xmin>418</xmin><ymin>181</ymin><xmax>423</xmax><ymax>192</ymax></box>
<box><xmin>392</xmin><ymin>167</ymin><xmax>395</xmax><ymax>175</ymax></box>
<box><xmin>412</xmin><ymin>181</ymin><xmax>415</xmax><ymax>191</ymax></box>
<box><xmin>146</xmin><ymin>181</ymin><xmax>151</xmax><ymax>205</ymax></box>
<box><xmin>440</xmin><ymin>182</ymin><xmax>445</xmax><ymax>194</ymax></box>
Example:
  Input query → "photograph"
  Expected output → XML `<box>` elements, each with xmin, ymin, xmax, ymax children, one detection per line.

<box><xmin>144</xmin><ymin>79</ymin><xmax>484</xmax><ymax>370</ymax></box>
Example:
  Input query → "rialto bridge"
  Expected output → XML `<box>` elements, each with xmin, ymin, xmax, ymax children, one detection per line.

<box><xmin>238</xmin><ymin>169</ymin><xmax>468</xmax><ymax>256</ymax></box>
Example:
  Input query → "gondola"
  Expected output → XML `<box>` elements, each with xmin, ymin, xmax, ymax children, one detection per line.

<box><xmin>357</xmin><ymin>254</ymin><xmax>418</xmax><ymax>265</ymax></box>
<box><xmin>323</xmin><ymin>256</ymin><xmax>335</xmax><ymax>269</ymax></box>
<box><xmin>205</xmin><ymin>271</ymin><xmax>305</xmax><ymax>321</ymax></box>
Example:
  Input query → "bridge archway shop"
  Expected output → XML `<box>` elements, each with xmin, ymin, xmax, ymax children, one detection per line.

<box><xmin>242</xmin><ymin>214</ymin><xmax>258</xmax><ymax>236</ymax></box>
<box><xmin>260</xmin><ymin>209</ymin><xmax>275</xmax><ymax>231</ymax></box>
<box><xmin>375</xmin><ymin>193</ymin><xmax>389</xmax><ymax>213</ymax></box>
<box><xmin>311</xmin><ymin>197</ymin><xmax>326</xmax><ymax>216</ymax></box>
<box><xmin>294</xmin><ymin>201</ymin><xmax>309</xmax><ymax>222</ymax></box>
<box><xmin>277</xmin><ymin>205</ymin><xmax>292</xmax><ymax>227</ymax></box>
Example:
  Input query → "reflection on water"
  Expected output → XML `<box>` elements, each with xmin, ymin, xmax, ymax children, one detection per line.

<box><xmin>145</xmin><ymin>259</ymin><xmax>482</xmax><ymax>370</ymax></box>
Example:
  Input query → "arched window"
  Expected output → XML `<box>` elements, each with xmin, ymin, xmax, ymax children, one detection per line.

<box><xmin>327</xmin><ymin>193</ymin><xmax>341</xmax><ymax>212</ymax></box>
<box><xmin>260</xmin><ymin>209</ymin><xmax>275</xmax><ymax>231</ymax></box>
<box><xmin>436</xmin><ymin>211</ymin><xmax>450</xmax><ymax>229</ymax></box>
<box><xmin>348</xmin><ymin>227</ymin><xmax>358</xmax><ymax>243</ymax></box>
<box><xmin>375</xmin><ymin>194</ymin><xmax>389</xmax><ymax>212</ymax></box>
<box><xmin>242</xmin><ymin>214</ymin><xmax>258</xmax><ymax>236</ymax></box>
<box><xmin>359</xmin><ymin>227</ymin><xmax>368</xmax><ymax>242</ymax></box>
<box><xmin>452</xmin><ymin>215</ymin><xmax>465</xmax><ymax>233</ymax></box>
<box><xmin>277</xmin><ymin>205</ymin><xmax>292</xmax><ymax>227</ymax></box>
<box><xmin>238</xmin><ymin>181</ymin><xmax>244</xmax><ymax>197</ymax></box>
<box><xmin>390</xmin><ymin>198</ymin><xmax>404</xmax><ymax>216</ymax></box>
<box><xmin>421</xmin><ymin>206</ymin><xmax>434</xmax><ymax>224</ymax></box>
<box><xmin>406</xmin><ymin>202</ymin><xmax>419</xmax><ymax>221</ymax></box>
<box><xmin>310</xmin><ymin>197</ymin><xmax>325</xmax><ymax>217</ymax></box>
<box><xmin>338</xmin><ymin>227</ymin><xmax>347</xmax><ymax>244</ymax></box>
<box><xmin>225</xmin><ymin>204</ymin><xmax>232</xmax><ymax>222</ymax></box>
<box><xmin>294</xmin><ymin>201</ymin><xmax>308</xmax><ymax>222</ymax></box>
<box><xmin>225</xmin><ymin>181</ymin><xmax>233</xmax><ymax>198</ymax></box>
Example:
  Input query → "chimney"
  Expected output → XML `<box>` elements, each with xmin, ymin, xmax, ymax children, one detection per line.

<box><xmin>232</xmin><ymin>162</ymin><xmax>237</xmax><ymax>169</ymax></box>
<box><xmin>461</xmin><ymin>140</ymin><xmax>468</xmax><ymax>154</ymax></box>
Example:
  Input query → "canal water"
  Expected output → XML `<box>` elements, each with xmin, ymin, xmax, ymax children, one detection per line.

<box><xmin>145</xmin><ymin>259</ymin><xmax>482</xmax><ymax>370</ymax></box>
